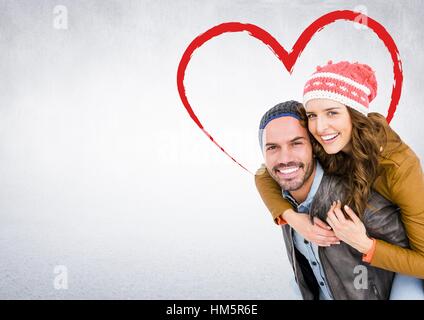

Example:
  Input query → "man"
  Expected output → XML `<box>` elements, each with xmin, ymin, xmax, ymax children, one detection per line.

<box><xmin>257</xmin><ymin>100</ymin><xmax>409</xmax><ymax>299</ymax></box>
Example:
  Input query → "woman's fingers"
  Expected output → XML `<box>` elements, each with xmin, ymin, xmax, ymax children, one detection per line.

<box><xmin>313</xmin><ymin>217</ymin><xmax>332</xmax><ymax>230</ymax></box>
<box><xmin>326</xmin><ymin>202</ymin><xmax>339</xmax><ymax>229</ymax></box>
<box><xmin>326</xmin><ymin>214</ymin><xmax>336</xmax><ymax>231</ymax></box>
<box><xmin>315</xmin><ymin>234</ymin><xmax>340</xmax><ymax>243</ymax></box>
<box><xmin>315</xmin><ymin>242</ymin><xmax>332</xmax><ymax>247</ymax></box>
<box><xmin>312</xmin><ymin>236</ymin><xmax>340</xmax><ymax>246</ymax></box>
<box><xmin>312</xmin><ymin>223</ymin><xmax>337</xmax><ymax>237</ymax></box>
<box><xmin>333</xmin><ymin>200</ymin><xmax>346</xmax><ymax>222</ymax></box>
<box><xmin>344</xmin><ymin>204</ymin><xmax>360</xmax><ymax>223</ymax></box>
<box><xmin>307</xmin><ymin>217</ymin><xmax>340</xmax><ymax>245</ymax></box>
<box><xmin>312</xmin><ymin>235</ymin><xmax>338</xmax><ymax>246</ymax></box>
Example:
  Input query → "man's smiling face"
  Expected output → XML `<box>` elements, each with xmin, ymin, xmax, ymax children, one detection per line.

<box><xmin>263</xmin><ymin>116</ymin><xmax>315</xmax><ymax>192</ymax></box>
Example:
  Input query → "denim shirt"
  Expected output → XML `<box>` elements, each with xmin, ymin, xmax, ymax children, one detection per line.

<box><xmin>283</xmin><ymin>161</ymin><xmax>333</xmax><ymax>300</ymax></box>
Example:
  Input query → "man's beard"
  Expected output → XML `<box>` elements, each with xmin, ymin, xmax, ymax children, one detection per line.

<box><xmin>270</xmin><ymin>161</ymin><xmax>314</xmax><ymax>192</ymax></box>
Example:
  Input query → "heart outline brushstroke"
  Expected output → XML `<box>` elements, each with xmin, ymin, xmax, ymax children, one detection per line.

<box><xmin>177</xmin><ymin>10</ymin><xmax>403</xmax><ymax>173</ymax></box>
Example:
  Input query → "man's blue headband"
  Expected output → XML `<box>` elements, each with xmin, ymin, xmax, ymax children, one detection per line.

<box><xmin>259</xmin><ymin>112</ymin><xmax>301</xmax><ymax>130</ymax></box>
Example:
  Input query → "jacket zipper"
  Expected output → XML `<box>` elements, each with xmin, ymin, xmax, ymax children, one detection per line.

<box><xmin>371</xmin><ymin>283</ymin><xmax>381</xmax><ymax>299</ymax></box>
<box><xmin>318</xmin><ymin>247</ymin><xmax>336</xmax><ymax>299</ymax></box>
<box><xmin>289</xmin><ymin>226</ymin><xmax>298</xmax><ymax>279</ymax></box>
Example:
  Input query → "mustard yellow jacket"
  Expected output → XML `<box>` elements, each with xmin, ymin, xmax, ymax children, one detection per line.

<box><xmin>255</xmin><ymin>113</ymin><xmax>424</xmax><ymax>278</ymax></box>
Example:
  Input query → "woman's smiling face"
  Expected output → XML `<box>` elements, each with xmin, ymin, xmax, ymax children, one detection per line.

<box><xmin>305</xmin><ymin>99</ymin><xmax>353</xmax><ymax>154</ymax></box>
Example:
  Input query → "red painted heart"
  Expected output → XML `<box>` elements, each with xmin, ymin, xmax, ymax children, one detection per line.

<box><xmin>177</xmin><ymin>10</ymin><xmax>403</xmax><ymax>173</ymax></box>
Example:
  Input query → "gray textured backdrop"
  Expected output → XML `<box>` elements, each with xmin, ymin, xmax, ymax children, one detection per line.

<box><xmin>0</xmin><ymin>0</ymin><xmax>423</xmax><ymax>299</ymax></box>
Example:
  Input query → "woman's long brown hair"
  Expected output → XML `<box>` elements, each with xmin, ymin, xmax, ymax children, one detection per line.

<box><xmin>308</xmin><ymin>108</ymin><xmax>387</xmax><ymax>219</ymax></box>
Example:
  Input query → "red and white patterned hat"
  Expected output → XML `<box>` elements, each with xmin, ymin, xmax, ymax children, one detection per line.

<box><xmin>303</xmin><ymin>61</ymin><xmax>377</xmax><ymax>116</ymax></box>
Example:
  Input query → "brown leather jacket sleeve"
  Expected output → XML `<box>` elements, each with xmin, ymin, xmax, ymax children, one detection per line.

<box><xmin>254</xmin><ymin>164</ymin><xmax>293</xmax><ymax>224</ymax></box>
<box><xmin>370</xmin><ymin>152</ymin><xmax>424</xmax><ymax>278</ymax></box>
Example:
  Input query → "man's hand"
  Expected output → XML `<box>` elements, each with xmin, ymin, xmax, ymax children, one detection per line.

<box><xmin>283</xmin><ymin>209</ymin><xmax>340</xmax><ymax>246</ymax></box>
<box><xmin>326</xmin><ymin>200</ymin><xmax>374</xmax><ymax>254</ymax></box>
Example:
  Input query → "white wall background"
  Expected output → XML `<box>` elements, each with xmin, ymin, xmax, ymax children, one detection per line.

<box><xmin>0</xmin><ymin>0</ymin><xmax>423</xmax><ymax>299</ymax></box>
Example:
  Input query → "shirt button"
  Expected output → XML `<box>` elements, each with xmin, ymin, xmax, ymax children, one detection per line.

<box><xmin>311</xmin><ymin>261</ymin><xmax>317</xmax><ymax>266</ymax></box>
<box><xmin>319</xmin><ymin>281</ymin><xmax>325</xmax><ymax>286</ymax></box>
<box><xmin>304</xmin><ymin>240</ymin><xmax>309</xmax><ymax>244</ymax></box>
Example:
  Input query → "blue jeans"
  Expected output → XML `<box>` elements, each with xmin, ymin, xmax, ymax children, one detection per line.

<box><xmin>389</xmin><ymin>273</ymin><xmax>424</xmax><ymax>300</ymax></box>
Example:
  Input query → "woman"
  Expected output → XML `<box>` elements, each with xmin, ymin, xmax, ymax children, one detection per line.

<box><xmin>255</xmin><ymin>61</ymin><xmax>424</xmax><ymax>296</ymax></box>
